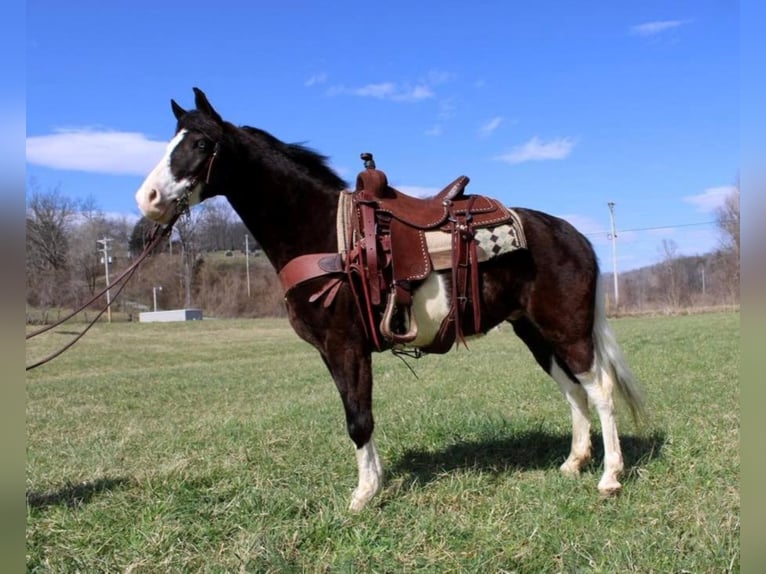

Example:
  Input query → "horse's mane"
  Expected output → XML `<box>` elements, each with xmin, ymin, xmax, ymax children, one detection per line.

<box><xmin>240</xmin><ymin>125</ymin><xmax>347</xmax><ymax>191</ymax></box>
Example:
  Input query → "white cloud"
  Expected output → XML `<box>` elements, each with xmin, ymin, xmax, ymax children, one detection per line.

<box><xmin>404</xmin><ymin>85</ymin><xmax>435</xmax><ymax>102</ymax></box>
<box><xmin>630</xmin><ymin>20</ymin><xmax>689</xmax><ymax>37</ymax></box>
<box><xmin>328</xmin><ymin>71</ymin><xmax>452</xmax><ymax>103</ymax></box>
<box><xmin>494</xmin><ymin>136</ymin><xmax>576</xmax><ymax>164</ymax></box>
<box><xmin>683</xmin><ymin>185</ymin><xmax>736</xmax><ymax>212</ymax></box>
<box><xmin>479</xmin><ymin>116</ymin><xmax>503</xmax><ymax>137</ymax></box>
<box><xmin>425</xmin><ymin>125</ymin><xmax>443</xmax><ymax>137</ymax></box>
<box><xmin>396</xmin><ymin>185</ymin><xmax>441</xmax><ymax>198</ymax></box>
<box><xmin>438</xmin><ymin>98</ymin><xmax>458</xmax><ymax>120</ymax></box>
<box><xmin>26</xmin><ymin>128</ymin><xmax>166</xmax><ymax>175</ymax></box>
<box><xmin>424</xmin><ymin>70</ymin><xmax>455</xmax><ymax>86</ymax></box>
<box><xmin>351</xmin><ymin>82</ymin><xmax>397</xmax><ymax>99</ymax></box>
<box><xmin>334</xmin><ymin>81</ymin><xmax>434</xmax><ymax>102</ymax></box>
<box><xmin>305</xmin><ymin>72</ymin><xmax>328</xmax><ymax>87</ymax></box>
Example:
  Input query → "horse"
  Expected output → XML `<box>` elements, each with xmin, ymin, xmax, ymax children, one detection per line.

<box><xmin>135</xmin><ymin>88</ymin><xmax>645</xmax><ymax>511</ymax></box>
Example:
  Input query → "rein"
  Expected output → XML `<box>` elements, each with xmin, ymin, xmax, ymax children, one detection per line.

<box><xmin>27</xmin><ymin>143</ymin><xmax>221</xmax><ymax>371</ymax></box>
<box><xmin>26</xmin><ymin>211</ymin><xmax>181</xmax><ymax>371</ymax></box>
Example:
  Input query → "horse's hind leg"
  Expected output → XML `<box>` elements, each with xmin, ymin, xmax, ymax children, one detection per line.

<box><xmin>512</xmin><ymin>316</ymin><xmax>624</xmax><ymax>494</ymax></box>
<box><xmin>510</xmin><ymin>318</ymin><xmax>593</xmax><ymax>476</ymax></box>
<box><xmin>576</xmin><ymin>362</ymin><xmax>624</xmax><ymax>495</ymax></box>
<box><xmin>549</xmin><ymin>360</ymin><xmax>593</xmax><ymax>475</ymax></box>
<box><xmin>555</xmin><ymin>339</ymin><xmax>625</xmax><ymax>495</ymax></box>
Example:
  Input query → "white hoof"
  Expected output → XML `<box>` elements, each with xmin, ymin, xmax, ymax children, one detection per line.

<box><xmin>349</xmin><ymin>441</ymin><xmax>382</xmax><ymax>511</ymax></box>
<box><xmin>349</xmin><ymin>483</ymin><xmax>380</xmax><ymax>512</ymax></box>
<box><xmin>559</xmin><ymin>454</ymin><xmax>590</xmax><ymax>476</ymax></box>
<box><xmin>597</xmin><ymin>476</ymin><xmax>622</xmax><ymax>497</ymax></box>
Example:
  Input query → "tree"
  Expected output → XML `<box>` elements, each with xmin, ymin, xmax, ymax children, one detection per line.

<box><xmin>26</xmin><ymin>185</ymin><xmax>76</xmax><ymax>273</ymax></box>
<box><xmin>716</xmin><ymin>183</ymin><xmax>740</xmax><ymax>255</ymax></box>
<box><xmin>174</xmin><ymin>212</ymin><xmax>202</xmax><ymax>308</ymax></box>
<box><xmin>26</xmin><ymin>185</ymin><xmax>77</xmax><ymax>308</ymax></box>
<box><xmin>713</xmin><ymin>183</ymin><xmax>740</xmax><ymax>300</ymax></box>
<box><xmin>659</xmin><ymin>239</ymin><xmax>689</xmax><ymax>309</ymax></box>
<box><xmin>68</xmin><ymin>196</ymin><xmax>110</xmax><ymax>298</ymax></box>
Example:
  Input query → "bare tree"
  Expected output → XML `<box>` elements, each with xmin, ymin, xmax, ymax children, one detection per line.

<box><xmin>68</xmin><ymin>196</ymin><xmax>110</xmax><ymax>299</ymax></box>
<box><xmin>659</xmin><ymin>239</ymin><xmax>689</xmax><ymax>309</ymax></box>
<box><xmin>26</xmin><ymin>185</ymin><xmax>76</xmax><ymax>273</ymax></box>
<box><xmin>174</xmin><ymin>213</ymin><xmax>202</xmax><ymax>308</ymax></box>
<box><xmin>197</xmin><ymin>198</ymin><xmax>236</xmax><ymax>251</ymax></box>
<box><xmin>26</xmin><ymin>185</ymin><xmax>77</xmax><ymax>308</ymax></box>
<box><xmin>713</xmin><ymin>183</ymin><xmax>740</xmax><ymax>300</ymax></box>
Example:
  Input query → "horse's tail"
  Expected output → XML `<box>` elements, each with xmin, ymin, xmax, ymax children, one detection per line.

<box><xmin>592</xmin><ymin>281</ymin><xmax>647</xmax><ymax>425</ymax></box>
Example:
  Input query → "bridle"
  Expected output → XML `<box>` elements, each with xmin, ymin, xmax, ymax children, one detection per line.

<box><xmin>26</xmin><ymin>141</ymin><xmax>222</xmax><ymax>371</ymax></box>
<box><xmin>176</xmin><ymin>140</ymin><xmax>221</xmax><ymax>215</ymax></box>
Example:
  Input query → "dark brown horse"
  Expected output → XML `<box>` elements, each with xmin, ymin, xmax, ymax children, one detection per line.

<box><xmin>135</xmin><ymin>88</ymin><xmax>645</xmax><ymax>511</ymax></box>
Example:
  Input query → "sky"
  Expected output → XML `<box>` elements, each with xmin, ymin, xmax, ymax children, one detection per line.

<box><xmin>26</xmin><ymin>0</ymin><xmax>742</xmax><ymax>271</ymax></box>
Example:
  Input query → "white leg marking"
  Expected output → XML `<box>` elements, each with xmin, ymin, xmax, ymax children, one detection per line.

<box><xmin>550</xmin><ymin>361</ymin><xmax>592</xmax><ymax>475</ymax></box>
<box><xmin>349</xmin><ymin>439</ymin><xmax>383</xmax><ymax>512</ymax></box>
<box><xmin>577</xmin><ymin>364</ymin><xmax>625</xmax><ymax>495</ymax></box>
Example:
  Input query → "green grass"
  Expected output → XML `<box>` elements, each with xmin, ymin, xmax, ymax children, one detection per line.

<box><xmin>26</xmin><ymin>313</ymin><xmax>739</xmax><ymax>572</ymax></box>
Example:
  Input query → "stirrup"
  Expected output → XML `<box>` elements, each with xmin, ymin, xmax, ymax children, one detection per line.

<box><xmin>380</xmin><ymin>290</ymin><xmax>418</xmax><ymax>344</ymax></box>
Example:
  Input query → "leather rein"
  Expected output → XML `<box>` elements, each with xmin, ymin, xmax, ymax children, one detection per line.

<box><xmin>26</xmin><ymin>141</ymin><xmax>220</xmax><ymax>371</ymax></box>
<box><xmin>25</xmin><ymin>216</ymin><xmax>177</xmax><ymax>371</ymax></box>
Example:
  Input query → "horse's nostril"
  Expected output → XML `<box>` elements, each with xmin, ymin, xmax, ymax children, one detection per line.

<box><xmin>148</xmin><ymin>189</ymin><xmax>159</xmax><ymax>203</ymax></box>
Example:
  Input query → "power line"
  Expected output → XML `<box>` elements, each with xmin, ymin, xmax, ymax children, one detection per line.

<box><xmin>584</xmin><ymin>220</ymin><xmax>716</xmax><ymax>237</ymax></box>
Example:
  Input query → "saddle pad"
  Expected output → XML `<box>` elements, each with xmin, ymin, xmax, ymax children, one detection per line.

<box><xmin>337</xmin><ymin>190</ymin><xmax>356</xmax><ymax>253</ymax></box>
<box><xmin>427</xmin><ymin>210</ymin><xmax>527</xmax><ymax>270</ymax></box>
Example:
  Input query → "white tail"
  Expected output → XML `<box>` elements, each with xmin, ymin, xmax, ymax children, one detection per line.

<box><xmin>592</xmin><ymin>281</ymin><xmax>646</xmax><ymax>423</ymax></box>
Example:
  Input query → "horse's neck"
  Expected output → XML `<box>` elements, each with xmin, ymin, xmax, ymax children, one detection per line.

<box><xmin>226</xmin><ymin>172</ymin><xmax>340</xmax><ymax>272</ymax></box>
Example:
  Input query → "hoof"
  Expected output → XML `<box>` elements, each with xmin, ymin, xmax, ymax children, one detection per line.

<box><xmin>559</xmin><ymin>454</ymin><xmax>590</xmax><ymax>476</ymax></box>
<box><xmin>560</xmin><ymin>461</ymin><xmax>582</xmax><ymax>476</ymax></box>
<box><xmin>349</xmin><ymin>487</ymin><xmax>376</xmax><ymax>512</ymax></box>
<box><xmin>597</xmin><ymin>479</ymin><xmax>622</xmax><ymax>497</ymax></box>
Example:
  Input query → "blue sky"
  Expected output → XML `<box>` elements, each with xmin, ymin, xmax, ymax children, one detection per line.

<box><xmin>26</xmin><ymin>1</ymin><xmax>740</xmax><ymax>271</ymax></box>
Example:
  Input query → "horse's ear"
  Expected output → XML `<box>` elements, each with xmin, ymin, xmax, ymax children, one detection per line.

<box><xmin>193</xmin><ymin>87</ymin><xmax>223</xmax><ymax>124</ymax></box>
<box><xmin>171</xmin><ymin>99</ymin><xmax>187</xmax><ymax>120</ymax></box>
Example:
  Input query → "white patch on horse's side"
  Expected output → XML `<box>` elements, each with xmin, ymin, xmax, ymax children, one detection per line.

<box><xmin>135</xmin><ymin>129</ymin><xmax>203</xmax><ymax>221</ymax></box>
<box><xmin>407</xmin><ymin>272</ymin><xmax>451</xmax><ymax>348</ymax></box>
<box><xmin>349</xmin><ymin>439</ymin><xmax>382</xmax><ymax>512</ymax></box>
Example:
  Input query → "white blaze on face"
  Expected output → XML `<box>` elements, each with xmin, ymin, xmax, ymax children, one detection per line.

<box><xmin>134</xmin><ymin>129</ymin><xmax>203</xmax><ymax>223</ymax></box>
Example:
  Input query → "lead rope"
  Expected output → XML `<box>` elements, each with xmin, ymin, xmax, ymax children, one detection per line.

<box><xmin>26</xmin><ymin>213</ymin><xmax>180</xmax><ymax>370</ymax></box>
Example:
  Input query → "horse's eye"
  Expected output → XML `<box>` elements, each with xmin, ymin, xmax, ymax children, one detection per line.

<box><xmin>196</xmin><ymin>139</ymin><xmax>208</xmax><ymax>150</ymax></box>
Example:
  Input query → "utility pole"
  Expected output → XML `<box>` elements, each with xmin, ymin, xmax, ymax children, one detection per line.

<box><xmin>152</xmin><ymin>286</ymin><xmax>163</xmax><ymax>312</ymax></box>
<box><xmin>245</xmin><ymin>234</ymin><xmax>252</xmax><ymax>297</ymax></box>
<box><xmin>97</xmin><ymin>237</ymin><xmax>113</xmax><ymax>323</ymax></box>
<box><xmin>607</xmin><ymin>202</ymin><xmax>619</xmax><ymax>308</ymax></box>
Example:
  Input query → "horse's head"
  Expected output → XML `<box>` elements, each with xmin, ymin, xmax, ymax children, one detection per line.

<box><xmin>135</xmin><ymin>88</ymin><xmax>226</xmax><ymax>223</ymax></box>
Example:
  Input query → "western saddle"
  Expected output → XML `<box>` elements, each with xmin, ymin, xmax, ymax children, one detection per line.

<box><xmin>279</xmin><ymin>153</ymin><xmax>515</xmax><ymax>353</ymax></box>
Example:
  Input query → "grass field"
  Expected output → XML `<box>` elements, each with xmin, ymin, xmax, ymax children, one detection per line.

<box><xmin>26</xmin><ymin>312</ymin><xmax>739</xmax><ymax>572</ymax></box>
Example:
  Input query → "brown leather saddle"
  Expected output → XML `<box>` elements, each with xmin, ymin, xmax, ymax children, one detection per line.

<box><xmin>346</xmin><ymin>153</ymin><xmax>513</xmax><ymax>351</ymax></box>
<box><xmin>278</xmin><ymin>153</ymin><xmax>517</xmax><ymax>353</ymax></box>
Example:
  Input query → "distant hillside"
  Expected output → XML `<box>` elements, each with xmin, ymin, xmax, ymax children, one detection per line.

<box><xmin>600</xmin><ymin>248</ymin><xmax>739</xmax><ymax>314</ymax></box>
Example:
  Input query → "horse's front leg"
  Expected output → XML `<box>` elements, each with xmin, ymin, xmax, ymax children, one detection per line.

<box><xmin>320</xmin><ymin>346</ymin><xmax>382</xmax><ymax>511</ymax></box>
